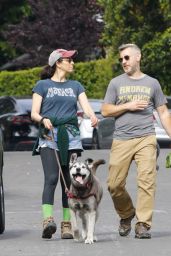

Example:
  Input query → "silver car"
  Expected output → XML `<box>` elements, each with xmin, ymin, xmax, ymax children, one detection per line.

<box><xmin>92</xmin><ymin>116</ymin><xmax>115</xmax><ymax>149</ymax></box>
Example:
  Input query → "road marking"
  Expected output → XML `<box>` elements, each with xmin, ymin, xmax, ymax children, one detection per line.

<box><xmin>153</xmin><ymin>209</ymin><xmax>168</xmax><ymax>214</ymax></box>
<box><xmin>6</xmin><ymin>210</ymin><xmax>41</xmax><ymax>214</ymax></box>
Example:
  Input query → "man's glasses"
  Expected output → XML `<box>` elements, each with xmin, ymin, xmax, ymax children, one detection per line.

<box><xmin>118</xmin><ymin>55</ymin><xmax>130</xmax><ymax>63</ymax></box>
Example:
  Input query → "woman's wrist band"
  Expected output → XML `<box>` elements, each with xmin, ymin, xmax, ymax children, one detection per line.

<box><xmin>39</xmin><ymin>116</ymin><xmax>48</xmax><ymax>124</ymax></box>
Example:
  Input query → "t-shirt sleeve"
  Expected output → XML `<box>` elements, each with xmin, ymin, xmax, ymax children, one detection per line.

<box><xmin>104</xmin><ymin>79</ymin><xmax>117</xmax><ymax>104</ymax></box>
<box><xmin>153</xmin><ymin>79</ymin><xmax>167</xmax><ymax>108</ymax></box>
<box><xmin>77</xmin><ymin>81</ymin><xmax>85</xmax><ymax>97</ymax></box>
<box><xmin>32</xmin><ymin>80</ymin><xmax>45</xmax><ymax>98</ymax></box>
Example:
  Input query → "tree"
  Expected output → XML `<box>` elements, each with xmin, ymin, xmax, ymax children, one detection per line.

<box><xmin>98</xmin><ymin>0</ymin><xmax>168</xmax><ymax>52</ymax></box>
<box><xmin>0</xmin><ymin>0</ymin><xmax>30</xmax><ymax>66</ymax></box>
<box><xmin>97</xmin><ymin>0</ymin><xmax>171</xmax><ymax>89</ymax></box>
<box><xmin>3</xmin><ymin>0</ymin><xmax>104</xmax><ymax>70</ymax></box>
<box><xmin>142</xmin><ymin>27</ymin><xmax>171</xmax><ymax>94</ymax></box>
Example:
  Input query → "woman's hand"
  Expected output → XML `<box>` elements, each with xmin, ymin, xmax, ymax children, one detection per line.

<box><xmin>90</xmin><ymin>115</ymin><xmax>99</xmax><ymax>127</ymax></box>
<box><xmin>78</xmin><ymin>92</ymin><xmax>99</xmax><ymax>127</ymax></box>
<box><xmin>42</xmin><ymin>118</ymin><xmax>53</xmax><ymax>140</ymax></box>
<box><xmin>42</xmin><ymin>118</ymin><xmax>53</xmax><ymax>130</ymax></box>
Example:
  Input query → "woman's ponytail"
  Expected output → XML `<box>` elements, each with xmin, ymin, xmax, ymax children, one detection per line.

<box><xmin>40</xmin><ymin>65</ymin><xmax>56</xmax><ymax>79</ymax></box>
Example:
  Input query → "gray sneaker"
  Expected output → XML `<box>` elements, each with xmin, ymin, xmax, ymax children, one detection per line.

<box><xmin>119</xmin><ymin>213</ymin><xmax>135</xmax><ymax>237</ymax></box>
<box><xmin>61</xmin><ymin>221</ymin><xmax>73</xmax><ymax>239</ymax></box>
<box><xmin>42</xmin><ymin>216</ymin><xmax>57</xmax><ymax>239</ymax></box>
<box><xmin>135</xmin><ymin>222</ymin><xmax>151</xmax><ymax>239</ymax></box>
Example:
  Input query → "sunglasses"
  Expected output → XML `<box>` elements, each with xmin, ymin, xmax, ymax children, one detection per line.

<box><xmin>118</xmin><ymin>55</ymin><xmax>130</xmax><ymax>63</ymax></box>
<box><xmin>61</xmin><ymin>58</ymin><xmax>73</xmax><ymax>63</ymax></box>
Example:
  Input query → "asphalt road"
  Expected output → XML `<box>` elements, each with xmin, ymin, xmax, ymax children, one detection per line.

<box><xmin>1</xmin><ymin>148</ymin><xmax>171</xmax><ymax>256</ymax></box>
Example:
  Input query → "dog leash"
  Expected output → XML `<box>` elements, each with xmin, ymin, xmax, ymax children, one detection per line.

<box><xmin>51</xmin><ymin>130</ymin><xmax>69</xmax><ymax>194</ymax></box>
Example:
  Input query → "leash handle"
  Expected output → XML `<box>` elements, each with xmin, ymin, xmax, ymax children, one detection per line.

<box><xmin>51</xmin><ymin>130</ymin><xmax>69</xmax><ymax>193</ymax></box>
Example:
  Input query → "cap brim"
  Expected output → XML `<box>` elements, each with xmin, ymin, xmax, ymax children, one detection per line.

<box><xmin>62</xmin><ymin>50</ymin><xmax>77</xmax><ymax>58</ymax></box>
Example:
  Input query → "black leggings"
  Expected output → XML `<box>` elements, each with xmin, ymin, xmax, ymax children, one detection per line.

<box><xmin>40</xmin><ymin>147</ymin><xmax>72</xmax><ymax>208</ymax></box>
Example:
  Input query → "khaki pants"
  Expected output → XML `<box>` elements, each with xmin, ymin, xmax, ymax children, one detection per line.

<box><xmin>107</xmin><ymin>135</ymin><xmax>157</xmax><ymax>227</ymax></box>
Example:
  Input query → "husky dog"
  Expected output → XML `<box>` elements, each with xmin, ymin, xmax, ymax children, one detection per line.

<box><xmin>68</xmin><ymin>154</ymin><xmax>105</xmax><ymax>244</ymax></box>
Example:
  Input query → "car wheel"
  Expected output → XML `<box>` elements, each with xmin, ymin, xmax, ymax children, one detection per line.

<box><xmin>156</xmin><ymin>142</ymin><xmax>160</xmax><ymax>158</ymax></box>
<box><xmin>92</xmin><ymin>131</ymin><xmax>99</xmax><ymax>149</ymax></box>
<box><xmin>0</xmin><ymin>177</ymin><xmax>5</xmax><ymax>234</ymax></box>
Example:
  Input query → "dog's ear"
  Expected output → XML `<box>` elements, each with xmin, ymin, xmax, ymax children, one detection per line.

<box><xmin>92</xmin><ymin>159</ymin><xmax>106</xmax><ymax>174</ymax></box>
<box><xmin>85</xmin><ymin>158</ymin><xmax>94</xmax><ymax>169</ymax></box>
<box><xmin>69</xmin><ymin>153</ymin><xmax>78</xmax><ymax>168</ymax></box>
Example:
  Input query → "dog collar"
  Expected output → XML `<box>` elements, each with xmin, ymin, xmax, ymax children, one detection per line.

<box><xmin>67</xmin><ymin>191</ymin><xmax>96</xmax><ymax>200</ymax></box>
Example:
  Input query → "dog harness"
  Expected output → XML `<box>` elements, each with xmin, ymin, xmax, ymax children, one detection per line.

<box><xmin>67</xmin><ymin>177</ymin><xmax>100</xmax><ymax>200</ymax></box>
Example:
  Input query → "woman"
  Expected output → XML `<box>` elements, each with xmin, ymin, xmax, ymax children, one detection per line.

<box><xmin>31</xmin><ymin>49</ymin><xmax>98</xmax><ymax>239</ymax></box>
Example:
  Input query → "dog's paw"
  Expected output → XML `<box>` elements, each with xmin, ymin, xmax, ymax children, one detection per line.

<box><xmin>82</xmin><ymin>230</ymin><xmax>87</xmax><ymax>240</ymax></box>
<box><xmin>85</xmin><ymin>238</ymin><xmax>94</xmax><ymax>244</ymax></box>
<box><xmin>73</xmin><ymin>230</ymin><xmax>81</xmax><ymax>242</ymax></box>
<box><xmin>74</xmin><ymin>238</ymin><xmax>80</xmax><ymax>242</ymax></box>
<box><xmin>93</xmin><ymin>235</ymin><xmax>97</xmax><ymax>242</ymax></box>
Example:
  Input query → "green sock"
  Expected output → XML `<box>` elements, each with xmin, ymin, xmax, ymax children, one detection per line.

<box><xmin>42</xmin><ymin>204</ymin><xmax>53</xmax><ymax>219</ymax></box>
<box><xmin>63</xmin><ymin>208</ymin><xmax>70</xmax><ymax>221</ymax></box>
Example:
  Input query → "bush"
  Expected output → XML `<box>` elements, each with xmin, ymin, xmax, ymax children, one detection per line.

<box><xmin>1</xmin><ymin>54</ymin><xmax>169</xmax><ymax>99</ymax></box>
<box><xmin>0</xmin><ymin>58</ymin><xmax>115</xmax><ymax>99</ymax></box>
<box><xmin>0</xmin><ymin>67</ymin><xmax>41</xmax><ymax>96</ymax></box>
<box><xmin>70</xmin><ymin>58</ymin><xmax>114</xmax><ymax>98</ymax></box>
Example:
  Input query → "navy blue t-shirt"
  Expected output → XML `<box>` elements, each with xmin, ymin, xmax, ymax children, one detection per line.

<box><xmin>32</xmin><ymin>79</ymin><xmax>85</xmax><ymax>119</ymax></box>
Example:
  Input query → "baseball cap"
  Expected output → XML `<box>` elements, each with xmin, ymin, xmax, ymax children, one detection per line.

<box><xmin>48</xmin><ymin>49</ymin><xmax>77</xmax><ymax>67</ymax></box>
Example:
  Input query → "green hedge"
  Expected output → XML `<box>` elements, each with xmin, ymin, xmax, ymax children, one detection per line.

<box><xmin>0</xmin><ymin>56</ymin><xmax>169</xmax><ymax>98</ymax></box>
<box><xmin>0</xmin><ymin>67</ymin><xmax>41</xmax><ymax>96</ymax></box>
<box><xmin>0</xmin><ymin>58</ymin><xmax>115</xmax><ymax>99</ymax></box>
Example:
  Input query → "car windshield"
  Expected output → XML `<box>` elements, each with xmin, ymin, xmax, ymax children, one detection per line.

<box><xmin>16</xmin><ymin>99</ymin><xmax>32</xmax><ymax>113</ymax></box>
<box><xmin>89</xmin><ymin>100</ymin><xmax>103</xmax><ymax>113</ymax></box>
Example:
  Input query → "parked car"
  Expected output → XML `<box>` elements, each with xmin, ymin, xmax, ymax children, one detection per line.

<box><xmin>154</xmin><ymin>119</ymin><xmax>171</xmax><ymax>146</ymax></box>
<box><xmin>79</xmin><ymin>99</ymin><xmax>104</xmax><ymax>149</ymax></box>
<box><xmin>92</xmin><ymin>96</ymin><xmax>171</xmax><ymax>149</ymax></box>
<box><xmin>92</xmin><ymin>116</ymin><xmax>115</xmax><ymax>149</ymax></box>
<box><xmin>153</xmin><ymin>96</ymin><xmax>171</xmax><ymax>147</ymax></box>
<box><xmin>77</xmin><ymin>103</ymin><xmax>84</xmax><ymax>126</ymax></box>
<box><xmin>0</xmin><ymin>128</ymin><xmax>5</xmax><ymax>234</ymax></box>
<box><xmin>0</xmin><ymin>96</ymin><xmax>88</xmax><ymax>151</ymax></box>
<box><xmin>0</xmin><ymin>96</ymin><xmax>39</xmax><ymax>151</ymax></box>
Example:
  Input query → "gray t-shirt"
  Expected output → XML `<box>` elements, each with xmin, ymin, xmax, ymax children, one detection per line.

<box><xmin>104</xmin><ymin>73</ymin><xmax>167</xmax><ymax>139</ymax></box>
<box><xmin>32</xmin><ymin>79</ymin><xmax>85</xmax><ymax>119</ymax></box>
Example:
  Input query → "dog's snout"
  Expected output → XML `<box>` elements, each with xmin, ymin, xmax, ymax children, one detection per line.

<box><xmin>76</xmin><ymin>167</ymin><xmax>81</xmax><ymax>173</ymax></box>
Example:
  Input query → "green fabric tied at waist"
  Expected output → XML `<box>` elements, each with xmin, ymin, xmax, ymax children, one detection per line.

<box><xmin>32</xmin><ymin>116</ymin><xmax>79</xmax><ymax>166</ymax></box>
<box><xmin>166</xmin><ymin>153</ymin><xmax>171</xmax><ymax>168</ymax></box>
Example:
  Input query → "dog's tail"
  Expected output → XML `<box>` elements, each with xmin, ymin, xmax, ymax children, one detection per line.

<box><xmin>85</xmin><ymin>158</ymin><xmax>106</xmax><ymax>175</ymax></box>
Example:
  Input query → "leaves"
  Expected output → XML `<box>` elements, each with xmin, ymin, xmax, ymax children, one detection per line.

<box><xmin>98</xmin><ymin>0</ymin><xmax>169</xmax><ymax>50</ymax></box>
<box><xmin>2</xmin><ymin>0</ymin><xmax>104</xmax><ymax>69</ymax></box>
<box><xmin>97</xmin><ymin>0</ymin><xmax>171</xmax><ymax>90</ymax></box>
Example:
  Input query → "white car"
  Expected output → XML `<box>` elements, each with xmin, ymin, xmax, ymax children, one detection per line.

<box><xmin>152</xmin><ymin>95</ymin><xmax>171</xmax><ymax>146</ymax></box>
<box><xmin>79</xmin><ymin>99</ymin><xmax>104</xmax><ymax>149</ymax></box>
<box><xmin>153</xmin><ymin>115</ymin><xmax>171</xmax><ymax>146</ymax></box>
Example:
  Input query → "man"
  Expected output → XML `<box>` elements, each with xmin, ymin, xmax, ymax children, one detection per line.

<box><xmin>101</xmin><ymin>43</ymin><xmax>171</xmax><ymax>239</ymax></box>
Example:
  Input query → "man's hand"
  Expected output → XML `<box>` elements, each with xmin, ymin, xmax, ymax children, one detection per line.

<box><xmin>125</xmin><ymin>100</ymin><xmax>148</xmax><ymax>111</ymax></box>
